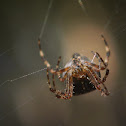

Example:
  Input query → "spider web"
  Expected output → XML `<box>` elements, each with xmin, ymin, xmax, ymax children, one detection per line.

<box><xmin>0</xmin><ymin>0</ymin><xmax>54</xmax><ymax>122</ymax></box>
<box><xmin>0</xmin><ymin>0</ymin><xmax>126</xmax><ymax>126</ymax></box>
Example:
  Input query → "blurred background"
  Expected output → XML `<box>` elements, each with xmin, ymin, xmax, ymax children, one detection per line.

<box><xmin>0</xmin><ymin>0</ymin><xmax>126</xmax><ymax>126</ymax></box>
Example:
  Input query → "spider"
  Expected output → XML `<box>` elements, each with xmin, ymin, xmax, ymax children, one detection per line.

<box><xmin>38</xmin><ymin>35</ymin><xmax>110</xmax><ymax>100</ymax></box>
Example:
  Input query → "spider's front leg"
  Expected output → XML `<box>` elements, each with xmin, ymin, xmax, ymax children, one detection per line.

<box><xmin>38</xmin><ymin>39</ymin><xmax>55</xmax><ymax>73</ymax></box>
<box><xmin>91</xmin><ymin>51</ymin><xmax>110</xmax><ymax>83</ymax></box>
<box><xmin>91</xmin><ymin>35</ymin><xmax>110</xmax><ymax>67</ymax></box>
<box><xmin>85</xmin><ymin>35</ymin><xmax>110</xmax><ymax>71</ymax></box>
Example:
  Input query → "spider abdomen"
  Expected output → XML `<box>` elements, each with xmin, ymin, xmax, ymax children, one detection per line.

<box><xmin>73</xmin><ymin>77</ymin><xmax>96</xmax><ymax>96</ymax></box>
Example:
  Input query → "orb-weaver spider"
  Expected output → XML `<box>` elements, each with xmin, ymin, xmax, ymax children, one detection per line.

<box><xmin>38</xmin><ymin>35</ymin><xmax>110</xmax><ymax>100</ymax></box>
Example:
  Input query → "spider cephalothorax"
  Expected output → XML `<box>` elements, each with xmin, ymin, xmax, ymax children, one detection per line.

<box><xmin>38</xmin><ymin>35</ymin><xmax>110</xmax><ymax>100</ymax></box>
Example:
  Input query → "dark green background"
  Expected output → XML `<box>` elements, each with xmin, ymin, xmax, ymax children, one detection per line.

<box><xmin>0</xmin><ymin>0</ymin><xmax>126</xmax><ymax>126</ymax></box>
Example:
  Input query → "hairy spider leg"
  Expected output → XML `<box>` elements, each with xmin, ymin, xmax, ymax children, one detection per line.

<box><xmin>48</xmin><ymin>56</ymin><xmax>73</xmax><ymax>99</ymax></box>
<box><xmin>44</xmin><ymin>54</ymin><xmax>73</xmax><ymax>99</ymax></box>
<box><xmin>55</xmin><ymin>56</ymin><xmax>69</xmax><ymax>81</ymax></box>
<box><xmin>52</xmin><ymin>56</ymin><xmax>69</xmax><ymax>92</ymax></box>
<box><xmin>91</xmin><ymin>51</ymin><xmax>103</xmax><ymax>69</ymax></box>
<box><xmin>56</xmin><ymin>56</ymin><xmax>61</xmax><ymax>70</ymax></box>
<box><xmin>85</xmin><ymin>68</ymin><xmax>109</xmax><ymax>96</ymax></box>
<box><xmin>83</xmin><ymin>35</ymin><xmax>110</xmax><ymax>84</ymax></box>
<box><xmin>46</xmin><ymin>68</ymin><xmax>55</xmax><ymax>93</ymax></box>
<box><xmin>80</xmin><ymin>62</ymin><xmax>109</xmax><ymax>96</ymax></box>
<box><xmin>101</xmin><ymin>34</ymin><xmax>110</xmax><ymax>66</ymax></box>
<box><xmin>87</xmin><ymin>67</ymin><xmax>110</xmax><ymax>96</ymax></box>
<box><xmin>38</xmin><ymin>39</ymin><xmax>70</xmax><ymax>73</ymax></box>
<box><xmin>84</xmin><ymin>61</ymin><xmax>105</xmax><ymax>71</ymax></box>
<box><xmin>102</xmin><ymin>69</ymin><xmax>109</xmax><ymax>83</ymax></box>
<box><xmin>91</xmin><ymin>51</ymin><xmax>110</xmax><ymax>83</ymax></box>
<box><xmin>54</xmin><ymin>56</ymin><xmax>72</xmax><ymax>82</ymax></box>
<box><xmin>84</xmin><ymin>68</ymin><xmax>104</xmax><ymax>94</ymax></box>
<box><xmin>47</xmin><ymin>68</ymin><xmax>73</xmax><ymax>99</ymax></box>
<box><xmin>38</xmin><ymin>39</ymin><xmax>55</xmax><ymax>73</ymax></box>
<box><xmin>91</xmin><ymin>36</ymin><xmax>111</xmax><ymax>82</ymax></box>
<box><xmin>56</xmin><ymin>71</ymin><xmax>73</xmax><ymax>99</ymax></box>
<box><xmin>52</xmin><ymin>73</ymin><xmax>56</xmax><ymax>91</ymax></box>
<box><xmin>57</xmin><ymin>68</ymin><xmax>74</xmax><ymax>95</ymax></box>
<box><xmin>38</xmin><ymin>39</ymin><xmax>73</xmax><ymax>95</ymax></box>
<box><xmin>93</xmin><ymin>52</ymin><xmax>107</xmax><ymax>68</ymax></box>
<box><xmin>84</xmin><ymin>35</ymin><xmax>110</xmax><ymax>71</ymax></box>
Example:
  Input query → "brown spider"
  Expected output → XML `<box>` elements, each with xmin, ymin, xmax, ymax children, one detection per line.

<box><xmin>38</xmin><ymin>35</ymin><xmax>110</xmax><ymax>100</ymax></box>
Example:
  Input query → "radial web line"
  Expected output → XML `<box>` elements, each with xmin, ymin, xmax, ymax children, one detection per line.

<box><xmin>39</xmin><ymin>0</ymin><xmax>54</xmax><ymax>39</ymax></box>
<box><xmin>78</xmin><ymin>0</ymin><xmax>88</xmax><ymax>16</ymax></box>
<box><xmin>0</xmin><ymin>47</ymin><xmax>15</xmax><ymax>57</ymax></box>
<box><xmin>0</xmin><ymin>0</ymin><xmax>54</xmax><ymax>121</ymax></box>
<box><xmin>0</xmin><ymin>68</ymin><xmax>47</xmax><ymax>87</ymax></box>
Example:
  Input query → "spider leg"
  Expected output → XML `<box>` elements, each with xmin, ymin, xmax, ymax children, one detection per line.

<box><xmin>47</xmin><ymin>68</ymin><xmax>73</xmax><ymax>99</ymax></box>
<box><xmin>55</xmin><ymin>75</ymin><xmax>73</xmax><ymax>100</ymax></box>
<box><xmin>56</xmin><ymin>56</ymin><xmax>61</xmax><ymax>70</ymax></box>
<box><xmin>85</xmin><ymin>35</ymin><xmax>110</xmax><ymax>71</ymax></box>
<box><xmin>86</xmin><ymin>69</ymin><xmax>109</xmax><ymax>96</ymax></box>
<box><xmin>84</xmin><ymin>68</ymin><xmax>104</xmax><ymax>94</ymax></box>
<box><xmin>80</xmin><ymin>62</ymin><xmax>109</xmax><ymax>96</ymax></box>
<box><xmin>55</xmin><ymin>56</ymin><xmax>67</xmax><ymax>81</ymax></box>
<box><xmin>101</xmin><ymin>34</ymin><xmax>110</xmax><ymax>66</ymax></box>
<box><xmin>102</xmin><ymin>69</ymin><xmax>109</xmax><ymax>83</ymax></box>
<box><xmin>91</xmin><ymin>51</ymin><xmax>97</xmax><ymax>63</ymax></box>
<box><xmin>87</xmin><ymin>67</ymin><xmax>110</xmax><ymax>96</ymax></box>
<box><xmin>45</xmin><ymin>54</ymin><xmax>73</xmax><ymax>99</ymax></box>
<box><xmin>91</xmin><ymin>35</ymin><xmax>110</xmax><ymax>67</ymax></box>
<box><xmin>84</xmin><ymin>61</ymin><xmax>106</xmax><ymax>71</ymax></box>
<box><xmin>56</xmin><ymin>56</ymin><xmax>74</xmax><ymax>82</ymax></box>
<box><xmin>92</xmin><ymin>51</ymin><xmax>107</xmax><ymax>68</ymax></box>
<box><xmin>38</xmin><ymin>39</ymin><xmax>55</xmax><ymax>73</ymax></box>
<box><xmin>55</xmin><ymin>57</ymin><xmax>72</xmax><ymax>82</ymax></box>
<box><xmin>52</xmin><ymin>56</ymin><xmax>71</xmax><ymax>91</ymax></box>
<box><xmin>52</xmin><ymin>73</ymin><xmax>56</xmax><ymax>91</ymax></box>
<box><xmin>85</xmin><ymin>52</ymin><xmax>107</xmax><ymax>71</ymax></box>
<box><xmin>91</xmin><ymin>51</ymin><xmax>110</xmax><ymax>83</ymax></box>
<box><xmin>38</xmin><ymin>39</ymin><xmax>71</xmax><ymax>76</ymax></box>
<box><xmin>58</xmin><ymin>69</ymin><xmax>71</xmax><ymax>82</ymax></box>
<box><xmin>47</xmin><ymin>68</ymin><xmax>56</xmax><ymax>93</ymax></box>
<box><xmin>91</xmin><ymin>51</ymin><xmax>104</xmax><ymax>69</ymax></box>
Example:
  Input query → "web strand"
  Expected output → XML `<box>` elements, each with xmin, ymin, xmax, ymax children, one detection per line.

<box><xmin>0</xmin><ymin>47</ymin><xmax>14</xmax><ymax>57</ymax></box>
<box><xmin>0</xmin><ymin>0</ymin><xmax>54</xmax><ymax>121</ymax></box>
<box><xmin>0</xmin><ymin>68</ymin><xmax>47</xmax><ymax>88</ymax></box>
<box><xmin>39</xmin><ymin>0</ymin><xmax>54</xmax><ymax>39</ymax></box>
<box><xmin>78</xmin><ymin>0</ymin><xmax>88</xmax><ymax>16</ymax></box>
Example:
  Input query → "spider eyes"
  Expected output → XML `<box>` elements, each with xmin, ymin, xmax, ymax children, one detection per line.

<box><xmin>72</xmin><ymin>53</ymin><xmax>81</xmax><ymax>63</ymax></box>
<box><xmin>72</xmin><ymin>53</ymin><xmax>81</xmax><ymax>59</ymax></box>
